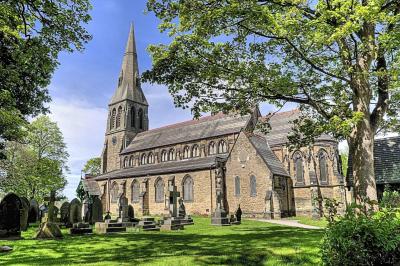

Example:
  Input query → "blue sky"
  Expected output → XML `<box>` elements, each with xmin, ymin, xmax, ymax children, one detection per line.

<box><xmin>47</xmin><ymin>0</ymin><xmax>292</xmax><ymax>199</ymax></box>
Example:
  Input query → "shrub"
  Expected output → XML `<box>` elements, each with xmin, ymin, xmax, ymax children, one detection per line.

<box><xmin>321</xmin><ymin>202</ymin><xmax>400</xmax><ymax>266</ymax></box>
<box><xmin>380</xmin><ymin>186</ymin><xmax>400</xmax><ymax>209</ymax></box>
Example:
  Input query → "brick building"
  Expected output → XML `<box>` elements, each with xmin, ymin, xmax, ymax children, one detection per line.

<box><xmin>92</xmin><ymin>24</ymin><xmax>347</xmax><ymax>219</ymax></box>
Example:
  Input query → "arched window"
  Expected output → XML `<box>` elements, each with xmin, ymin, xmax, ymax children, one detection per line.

<box><xmin>293</xmin><ymin>151</ymin><xmax>304</xmax><ymax>184</ymax></box>
<box><xmin>155</xmin><ymin>178</ymin><xmax>164</xmax><ymax>203</ymax></box>
<box><xmin>148</xmin><ymin>153</ymin><xmax>154</xmax><ymax>164</ymax></box>
<box><xmin>161</xmin><ymin>150</ymin><xmax>168</xmax><ymax>162</ymax></box>
<box><xmin>123</xmin><ymin>157</ymin><xmax>128</xmax><ymax>168</ymax></box>
<box><xmin>131</xmin><ymin>180</ymin><xmax>140</xmax><ymax>203</ymax></box>
<box><xmin>110</xmin><ymin>108</ymin><xmax>116</xmax><ymax>129</ymax></box>
<box><xmin>138</xmin><ymin>108</ymin><xmax>144</xmax><ymax>130</ymax></box>
<box><xmin>250</xmin><ymin>175</ymin><xmax>257</xmax><ymax>197</ymax></box>
<box><xmin>168</xmin><ymin>149</ymin><xmax>175</xmax><ymax>161</ymax></box>
<box><xmin>141</xmin><ymin>154</ymin><xmax>147</xmax><ymax>165</ymax></box>
<box><xmin>130</xmin><ymin>106</ymin><xmax>136</xmax><ymax>128</ymax></box>
<box><xmin>110</xmin><ymin>182</ymin><xmax>119</xmax><ymax>203</ymax></box>
<box><xmin>116</xmin><ymin>106</ymin><xmax>122</xmax><ymax>128</ymax></box>
<box><xmin>234</xmin><ymin>176</ymin><xmax>240</xmax><ymax>196</ymax></box>
<box><xmin>129</xmin><ymin>155</ymin><xmax>134</xmax><ymax>167</ymax></box>
<box><xmin>192</xmin><ymin>145</ymin><xmax>200</xmax><ymax>157</ymax></box>
<box><xmin>218</xmin><ymin>140</ymin><xmax>228</xmax><ymax>154</ymax></box>
<box><xmin>209</xmin><ymin>142</ymin><xmax>217</xmax><ymax>155</ymax></box>
<box><xmin>183</xmin><ymin>175</ymin><xmax>194</xmax><ymax>201</ymax></box>
<box><xmin>183</xmin><ymin>146</ymin><xmax>190</xmax><ymax>159</ymax></box>
<box><xmin>319</xmin><ymin>150</ymin><xmax>328</xmax><ymax>184</ymax></box>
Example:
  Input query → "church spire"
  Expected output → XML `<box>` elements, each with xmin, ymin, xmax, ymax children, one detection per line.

<box><xmin>109</xmin><ymin>23</ymin><xmax>148</xmax><ymax>105</ymax></box>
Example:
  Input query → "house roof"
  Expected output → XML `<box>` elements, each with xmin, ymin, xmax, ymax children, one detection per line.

<box><xmin>121</xmin><ymin>113</ymin><xmax>251</xmax><ymax>154</ymax></box>
<box><xmin>95</xmin><ymin>155</ymin><xmax>226</xmax><ymax>181</ymax></box>
<box><xmin>347</xmin><ymin>136</ymin><xmax>400</xmax><ymax>184</ymax></box>
<box><xmin>260</xmin><ymin>109</ymin><xmax>335</xmax><ymax>147</ymax></box>
<box><xmin>248</xmin><ymin>134</ymin><xmax>290</xmax><ymax>177</ymax></box>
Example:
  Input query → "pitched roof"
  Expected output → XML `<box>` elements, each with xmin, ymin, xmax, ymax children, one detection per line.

<box><xmin>109</xmin><ymin>23</ymin><xmax>148</xmax><ymax>106</ymax></box>
<box><xmin>248</xmin><ymin>134</ymin><xmax>290</xmax><ymax>177</ymax></box>
<box><xmin>121</xmin><ymin>113</ymin><xmax>250</xmax><ymax>154</ymax></box>
<box><xmin>260</xmin><ymin>109</ymin><xmax>334</xmax><ymax>147</ymax></box>
<box><xmin>95</xmin><ymin>156</ymin><xmax>225</xmax><ymax>181</ymax></box>
<box><xmin>347</xmin><ymin>136</ymin><xmax>400</xmax><ymax>184</ymax></box>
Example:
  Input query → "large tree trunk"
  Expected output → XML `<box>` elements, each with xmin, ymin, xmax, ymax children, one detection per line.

<box><xmin>349</xmin><ymin>120</ymin><xmax>377</xmax><ymax>203</ymax></box>
<box><xmin>349</xmin><ymin>77</ymin><xmax>378</xmax><ymax>203</ymax></box>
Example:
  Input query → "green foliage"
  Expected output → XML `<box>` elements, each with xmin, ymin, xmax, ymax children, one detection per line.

<box><xmin>380</xmin><ymin>186</ymin><xmax>400</xmax><ymax>208</ymax></box>
<box><xmin>144</xmin><ymin>0</ymin><xmax>400</xmax><ymax>199</ymax></box>
<box><xmin>76</xmin><ymin>180</ymin><xmax>86</xmax><ymax>201</ymax></box>
<box><xmin>0</xmin><ymin>0</ymin><xmax>92</xmax><ymax>158</ymax></box>
<box><xmin>82</xmin><ymin>157</ymin><xmax>101</xmax><ymax>176</ymax></box>
<box><xmin>321</xmin><ymin>203</ymin><xmax>400</xmax><ymax>265</ymax></box>
<box><xmin>0</xmin><ymin>116</ymin><xmax>69</xmax><ymax>202</ymax></box>
<box><xmin>340</xmin><ymin>151</ymin><xmax>349</xmax><ymax>178</ymax></box>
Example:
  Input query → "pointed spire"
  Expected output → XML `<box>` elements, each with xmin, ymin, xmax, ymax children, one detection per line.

<box><xmin>109</xmin><ymin>22</ymin><xmax>148</xmax><ymax>106</ymax></box>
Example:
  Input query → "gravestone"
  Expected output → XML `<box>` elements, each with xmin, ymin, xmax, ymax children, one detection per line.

<box><xmin>82</xmin><ymin>198</ymin><xmax>90</xmax><ymax>223</ymax></box>
<box><xmin>178</xmin><ymin>198</ymin><xmax>194</xmax><ymax>226</ymax></box>
<box><xmin>235</xmin><ymin>205</ymin><xmax>242</xmax><ymax>222</ymax></box>
<box><xmin>36</xmin><ymin>191</ymin><xmax>63</xmax><ymax>239</ymax></box>
<box><xmin>28</xmin><ymin>199</ymin><xmax>39</xmax><ymax>223</ymax></box>
<box><xmin>117</xmin><ymin>194</ymin><xmax>129</xmax><ymax>223</ymax></box>
<box><xmin>91</xmin><ymin>196</ymin><xmax>103</xmax><ymax>224</ymax></box>
<box><xmin>39</xmin><ymin>203</ymin><xmax>48</xmax><ymax>222</ymax></box>
<box><xmin>0</xmin><ymin>193</ymin><xmax>22</xmax><ymax>239</ymax></box>
<box><xmin>69</xmin><ymin>198</ymin><xmax>82</xmax><ymax>225</ymax></box>
<box><xmin>211</xmin><ymin>160</ymin><xmax>230</xmax><ymax>226</ymax></box>
<box><xmin>60</xmin><ymin>202</ymin><xmax>70</xmax><ymax>227</ymax></box>
<box><xmin>20</xmin><ymin>197</ymin><xmax>30</xmax><ymax>231</ymax></box>
<box><xmin>160</xmin><ymin>177</ymin><xmax>183</xmax><ymax>231</ymax></box>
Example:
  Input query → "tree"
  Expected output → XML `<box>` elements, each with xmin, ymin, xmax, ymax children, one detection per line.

<box><xmin>0</xmin><ymin>0</ymin><xmax>92</xmax><ymax>158</ymax></box>
<box><xmin>144</xmin><ymin>0</ymin><xmax>400</xmax><ymax>203</ymax></box>
<box><xmin>0</xmin><ymin>116</ymin><xmax>69</xmax><ymax>202</ymax></box>
<box><xmin>76</xmin><ymin>180</ymin><xmax>86</xmax><ymax>201</ymax></box>
<box><xmin>82</xmin><ymin>157</ymin><xmax>101</xmax><ymax>176</ymax></box>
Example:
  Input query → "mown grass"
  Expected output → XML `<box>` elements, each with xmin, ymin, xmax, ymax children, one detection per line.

<box><xmin>286</xmin><ymin>216</ymin><xmax>328</xmax><ymax>228</ymax></box>
<box><xmin>0</xmin><ymin>217</ymin><xmax>324</xmax><ymax>266</ymax></box>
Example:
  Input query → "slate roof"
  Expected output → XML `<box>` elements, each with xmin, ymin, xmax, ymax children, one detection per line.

<box><xmin>249</xmin><ymin>135</ymin><xmax>290</xmax><ymax>177</ymax></box>
<box><xmin>95</xmin><ymin>156</ymin><xmax>225</xmax><ymax>181</ymax></box>
<box><xmin>261</xmin><ymin>109</ymin><xmax>335</xmax><ymax>147</ymax></box>
<box><xmin>121</xmin><ymin>113</ymin><xmax>250</xmax><ymax>154</ymax></box>
<box><xmin>347</xmin><ymin>136</ymin><xmax>400</xmax><ymax>184</ymax></box>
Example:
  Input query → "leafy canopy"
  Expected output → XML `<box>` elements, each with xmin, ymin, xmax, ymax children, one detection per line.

<box><xmin>144</xmin><ymin>0</ymin><xmax>400</xmax><ymax>141</ymax></box>
<box><xmin>0</xmin><ymin>116</ymin><xmax>69</xmax><ymax>202</ymax></box>
<box><xmin>0</xmin><ymin>0</ymin><xmax>92</xmax><ymax>158</ymax></box>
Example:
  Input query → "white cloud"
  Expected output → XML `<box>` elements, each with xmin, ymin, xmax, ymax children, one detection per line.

<box><xmin>48</xmin><ymin>98</ymin><xmax>107</xmax><ymax>200</ymax></box>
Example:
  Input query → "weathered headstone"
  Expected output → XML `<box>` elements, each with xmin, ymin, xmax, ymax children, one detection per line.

<box><xmin>82</xmin><ymin>198</ymin><xmax>90</xmax><ymax>223</ymax></box>
<box><xmin>60</xmin><ymin>202</ymin><xmax>70</xmax><ymax>227</ymax></box>
<box><xmin>69</xmin><ymin>198</ymin><xmax>82</xmax><ymax>225</ymax></box>
<box><xmin>211</xmin><ymin>160</ymin><xmax>230</xmax><ymax>226</ymax></box>
<box><xmin>28</xmin><ymin>199</ymin><xmax>39</xmax><ymax>223</ymax></box>
<box><xmin>20</xmin><ymin>197</ymin><xmax>30</xmax><ymax>231</ymax></box>
<box><xmin>91</xmin><ymin>196</ymin><xmax>103</xmax><ymax>224</ymax></box>
<box><xmin>178</xmin><ymin>198</ymin><xmax>194</xmax><ymax>226</ymax></box>
<box><xmin>160</xmin><ymin>177</ymin><xmax>183</xmax><ymax>231</ymax></box>
<box><xmin>0</xmin><ymin>193</ymin><xmax>22</xmax><ymax>239</ymax></box>
<box><xmin>36</xmin><ymin>191</ymin><xmax>63</xmax><ymax>239</ymax></box>
<box><xmin>117</xmin><ymin>194</ymin><xmax>129</xmax><ymax>223</ymax></box>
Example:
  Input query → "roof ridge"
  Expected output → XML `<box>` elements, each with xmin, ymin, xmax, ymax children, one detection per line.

<box><xmin>141</xmin><ymin>112</ymin><xmax>227</xmax><ymax>134</ymax></box>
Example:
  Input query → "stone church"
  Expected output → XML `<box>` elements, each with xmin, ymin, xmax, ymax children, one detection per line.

<box><xmin>91</xmin><ymin>24</ymin><xmax>347</xmax><ymax>219</ymax></box>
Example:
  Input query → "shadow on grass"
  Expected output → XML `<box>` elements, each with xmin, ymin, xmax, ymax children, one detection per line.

<box><xmin>0</xmin><ymin>219</ymin><xmax>323</xmax><ymax>265</ymax></box>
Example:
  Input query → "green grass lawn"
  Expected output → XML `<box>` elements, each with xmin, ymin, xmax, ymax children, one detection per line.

<box><xmin>286</xmin><ymin>216</ymin><xmax>329</xmax><ymax>228</ymax></box>
<box><xmin>0</xmin><ymin>217</ymin><xmax>324</xmax><ymax>266</ymax></box>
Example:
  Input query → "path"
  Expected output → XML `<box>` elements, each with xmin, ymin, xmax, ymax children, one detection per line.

<box><xmin>255</xmin><ymin>219</ymin><xmax>322</xmax><ymax>229</ymax></box>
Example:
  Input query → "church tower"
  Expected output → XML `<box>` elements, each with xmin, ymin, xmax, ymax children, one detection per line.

<box><xmin>101</xmin><ymin>23</ymin><xmax>149</xmax><ymax>173</ymax></box>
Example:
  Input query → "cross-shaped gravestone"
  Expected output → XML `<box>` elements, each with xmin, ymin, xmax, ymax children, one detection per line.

<box><xmin>43</xmin><ymin>191</ymin><xmax>62</xmax><ymax>223</ymax></box>
<box><xmin>168</xmin><ymin>179</ymin><xmax>180</xmax><ymax>218</ymax></box>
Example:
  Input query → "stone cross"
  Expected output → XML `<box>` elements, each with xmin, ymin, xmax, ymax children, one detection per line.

<box><xmin>43</xmin><ymin>191</ymin><xmax>61</xmax><ymax>223</ymax></box>
<box><xmin>168</xmin><ymin>177</ymin><xmax>180</xmax><ymax>218</ymax></box>
<box><xmin>215</xmin><ymin>162</ymin><xmax>225</xmax><ymax>211</ymax></box>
